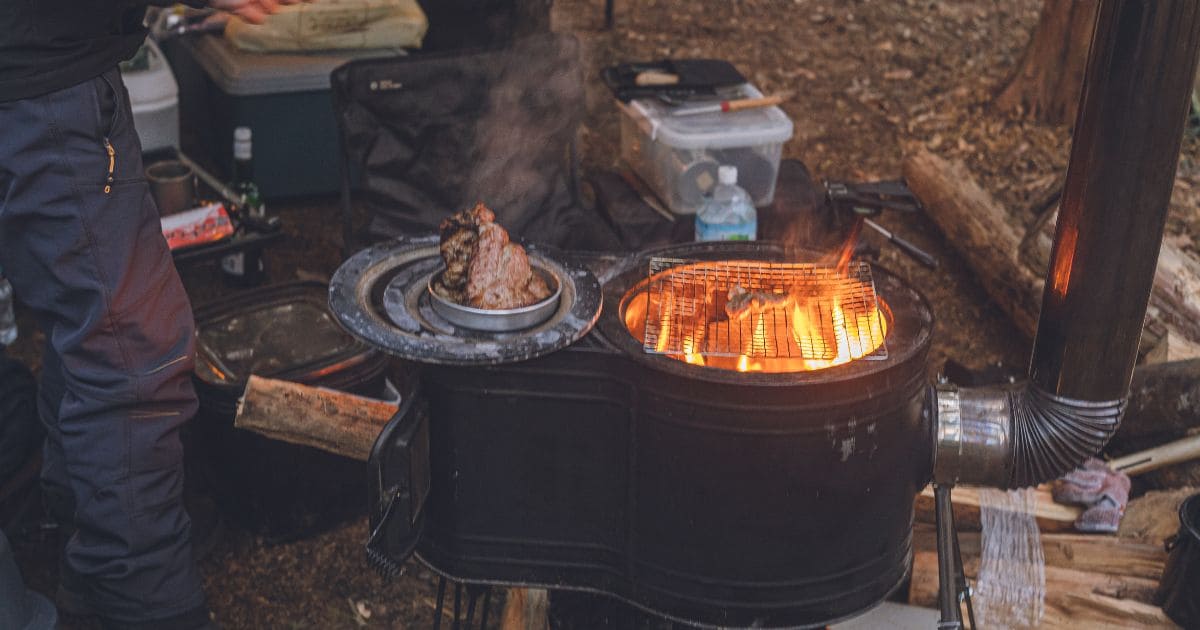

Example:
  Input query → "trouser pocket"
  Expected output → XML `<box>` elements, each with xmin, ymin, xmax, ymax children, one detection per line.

<box><xmin>93</xmin><ymin>70</ymin><xmax>132</xmax><ymax>193</ymax></box>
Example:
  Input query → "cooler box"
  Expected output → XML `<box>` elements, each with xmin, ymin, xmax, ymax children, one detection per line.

<box><xmin>168</xmin><ymin>35</ymin><xmax>400</xmax><ymax>199</ymax></box>
<box><xmin>618</xmin><ymin>84</ymin><xmax>793</xmax><ymax>215</ymax></box>
<box><xmin>121</xmin><ymin>40</ymin><xmax>180</xmax><ymax>153</ymax></box>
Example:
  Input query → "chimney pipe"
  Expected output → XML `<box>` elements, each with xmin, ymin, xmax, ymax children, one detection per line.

<box><xmin>933</xmin><ymin>0</ymin><xmax>1200</xmax><ymax>488</ymax></box>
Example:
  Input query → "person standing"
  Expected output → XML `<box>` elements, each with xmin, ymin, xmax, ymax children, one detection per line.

<box><xmin>0</xmin><ymin>2</ymin><xmax>288</xmax><ymax>628</ymax></box>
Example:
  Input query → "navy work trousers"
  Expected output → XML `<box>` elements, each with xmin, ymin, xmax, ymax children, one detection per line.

<box><xmin>0</xmin><ymin>67</ymin><xmax>208</xmax><ymax>628</ymax></box>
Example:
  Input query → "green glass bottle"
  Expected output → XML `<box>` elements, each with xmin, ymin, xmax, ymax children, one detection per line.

<box><xmin>221</xmin><ymin>126</ymin><xmax>266</xmax><ymax>285</ymax></box>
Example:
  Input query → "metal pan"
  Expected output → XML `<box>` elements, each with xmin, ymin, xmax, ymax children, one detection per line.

<box><xmin>427</xmin><ymin>265</ymin><xmax>562</xmax><ymax>332</ymax></box>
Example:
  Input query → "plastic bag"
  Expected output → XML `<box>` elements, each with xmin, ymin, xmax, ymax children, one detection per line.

<box><xmin>225</xmin><ymin>0</ymin><xmax>427</xmax><ymax>52</ymax></box>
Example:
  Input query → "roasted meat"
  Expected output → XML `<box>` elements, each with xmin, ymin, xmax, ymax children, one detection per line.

<box><xmin>434</xmin><ymin>203</ymin><xmax>551</xmax><ymax>309</ymax></box>
<box><xmin>725</xmin><ymin>284</ymin><xmax>792</xmax><ymax>321</ymax></box>
<box><xmin>434</xmin><ymin>205</ymin><xmax>484</xmax><ymax>302</ymax></box>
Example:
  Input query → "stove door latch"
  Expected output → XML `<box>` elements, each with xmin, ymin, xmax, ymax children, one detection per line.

<box><xmin>366</xmin><ymin>391</ymin><xmax>431</xmax><ymax>578</ymax></box>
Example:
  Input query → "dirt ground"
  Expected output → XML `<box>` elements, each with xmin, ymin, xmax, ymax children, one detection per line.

<box><xmin>7</xmin><ymin>0</ymin><xmax>1200</xmax><ymax>628</ymax></box>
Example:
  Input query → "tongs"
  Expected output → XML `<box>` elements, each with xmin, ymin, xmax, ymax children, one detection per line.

<box><xmin>825</xmin><ymin>180</ymin><xmax>938</xmax><ymax>269</ymax></box>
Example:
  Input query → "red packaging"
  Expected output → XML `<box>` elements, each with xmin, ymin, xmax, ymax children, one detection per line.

<box><xmin>161</xmin><ymin>202</ymin><xmax>234</xmax><ymax>250</ymax></box>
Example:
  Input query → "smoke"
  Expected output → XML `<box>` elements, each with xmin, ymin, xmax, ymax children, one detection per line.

<box><xmin>463</xmin><ymin>34</ymin><xmax>584</xmax><ymax>245</ymax></box>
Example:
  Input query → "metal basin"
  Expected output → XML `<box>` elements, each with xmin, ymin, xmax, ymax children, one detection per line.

<box><xmin>427</xmin><ymin>265</ymin><xmax>562</xmax><ymax>332</ymax></box>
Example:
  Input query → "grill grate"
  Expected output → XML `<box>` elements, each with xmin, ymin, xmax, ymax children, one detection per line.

<box><xmin>642</xmin><ymin>258</ymin><xmax>888</xmax><ymax>361</ymax></box>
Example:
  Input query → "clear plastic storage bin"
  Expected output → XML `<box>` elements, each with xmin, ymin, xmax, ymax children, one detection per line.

<box><xmin>619</xmin><ymin>84</ymin><xmax>793</xmax><ymax>215</ymax></box>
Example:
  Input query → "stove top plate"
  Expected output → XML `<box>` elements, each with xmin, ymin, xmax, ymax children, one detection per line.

<box><xmin>329</xmin><ymin>234</ymin><xmax>603</xmax><ymax>365</ymax></box>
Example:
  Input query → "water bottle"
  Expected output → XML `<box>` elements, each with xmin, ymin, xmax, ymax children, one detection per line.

<box><xmin>0</xmin><ymin>273</ymin><xmax>17</xmax><ymax>347</ymax></box>
<box><xmin>695</xmin><ymin>165</ymin><xmax>757</xmax><ymax>242</ymax></box>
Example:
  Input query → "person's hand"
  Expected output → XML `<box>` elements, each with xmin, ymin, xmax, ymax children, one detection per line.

<box><xmin>209</xmin><ymin>0</ymin><xmax>300</xmax><ymax>25</ymax></box>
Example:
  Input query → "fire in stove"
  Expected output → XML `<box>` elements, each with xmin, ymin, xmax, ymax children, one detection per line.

<box><xmin>624</xmin><ymin>258</ymin><xmax>889</xmax><ymax>372</ymax></box>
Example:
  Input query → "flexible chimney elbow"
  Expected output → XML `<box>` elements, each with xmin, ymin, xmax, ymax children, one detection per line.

<box><xmin>933</xmin><ymin>382</ymin><xmax>1124</xmax><ymax>488</ymax></box>
<box><xmin>931</xmin><ymin>0</ymin><xmax>1200</xmax><ymax>489</ymax></box>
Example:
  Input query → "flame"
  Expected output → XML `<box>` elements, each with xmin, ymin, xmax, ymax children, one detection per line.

<box><xmin>653</xmin><ymin>290</ymin><xmax>674</xmax><ymax>353</ymax></box>
<box><xmin>778</xmin><ymin>297</ymin><xmax>887</xmax><ymax>371</ymax></box>
<box><xmin>624</xmin><ymin>262</ymin><xmax>889</xmax><ymax>374</ymax></box>
<box><xmin>832</xmin><ymin>216</ymin><xmax>865</xmax><ymax>275</ymax></box>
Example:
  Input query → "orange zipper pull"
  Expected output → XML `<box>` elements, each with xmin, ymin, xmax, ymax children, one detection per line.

<box><xmin>103</xmin><ymin>138</ymin><xmax>115</xmax><ymax>194</ymax></box>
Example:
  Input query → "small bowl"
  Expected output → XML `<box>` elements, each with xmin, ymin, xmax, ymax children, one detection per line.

<box><xmin>428</xmin><ymin>265</ymin><xmax>562</xmax><ymax>332</ymax></box>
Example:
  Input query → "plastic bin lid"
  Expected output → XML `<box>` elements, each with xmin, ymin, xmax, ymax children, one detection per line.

<box><xmin>621</xmin><ymin>84</ymin><xmax>794</xmax><ymax>150</ymax></box>
<box><xmin>120</xmin><ymin>39</ymin><xmax>178</xmax><ymax>106</ymax></box>
<box><xmin>183</xmin><ymin>34</ymin><xmax>403</xmax><ymax>96</ymax></box>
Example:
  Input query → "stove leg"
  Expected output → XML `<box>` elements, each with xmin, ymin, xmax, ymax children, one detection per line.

<box><xmin>478</xmin><ymin>589</ymin><xmax>492</xmax><ymax>629</ymax></box>
<box><xmin>464</xmin><ymin>585</ymin><xmax>483</xmax><ymax>628</ymax></box>
<box><xmin>434</xmin><ymin>577</ymin><xmax>448</xmax><ymax>630</ymax></box>
<box><xmin>452</xmin><ymin>582</ymin><xmax>464</xmax><ymax>630</ymax></box>
<box><xmin>934</xmin><ymin>483</ymin><xmax>971</xmax><ymax>629</ymax></box>
<box><xmin>953</xmin><ymin>524</ymin><xmax>976</xmax><ymax>628</ymax></box>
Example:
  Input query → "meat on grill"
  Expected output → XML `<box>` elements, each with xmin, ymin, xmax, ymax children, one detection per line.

<box><xmin>725</xmin><ymin>284</ymin><xmax>792</xmax><ymax>321</ymax></box>
<box><xmin>435</xmin><ymin>203</ymin><xmax>551</xmax><ymax>309</ymax></box>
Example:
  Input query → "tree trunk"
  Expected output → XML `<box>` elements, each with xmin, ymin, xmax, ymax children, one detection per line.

<box><xmin>995</xmin><ymin>0</ymin><xmax>1099</xmax><ymax>126</ymax></box>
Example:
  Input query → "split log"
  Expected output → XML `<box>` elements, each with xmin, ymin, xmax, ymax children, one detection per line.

<box><xmin>904</xmin><ymin>147</ymin><xmax>1200</xmax><ymax>363</ymax></box>
<box><xmin>909</xmin><ymin>550</ymin><xmax>1174</xmax><ymax>628</ymax></box>
<box><xmin>909</xmin><ymin>550</ymin><xmax>1162</xmax><ymax>608</ymax></box>
<box><xmin>914</xmin><ymin>484</ymin><xmax>1081</xmax><ymax>532</ymax></box>
<box><xmin>1046</xmin><ymin>593</ymin><xmax>1178</xmax><ymax>630</ymax></box>
<box><xmin>235</xmin><ymin>374</ymin><xmax>398</xmax><ymax>461</ymax></box>
<box><xmin>501</xmin><ymin>588</ymin><xmax>550</xmax><ymax>630</ymax></box>
<box><xmin>994</xmin><ymin>0</ymin><xmax>1098</xmax><ymax>127</ymax></box>
<box><xmin>912</xmin><ymin>523</ymin><xmax>1167</xmax><ymax>581</ymax></box>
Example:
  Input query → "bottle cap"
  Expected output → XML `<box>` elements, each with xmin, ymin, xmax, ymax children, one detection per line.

<box><xmin>233</xmin><ymin>127</ymin><xmax>252</xmax><ymax>160</ymax></box>
<box><xmin>718</xmin><ymin>165</ymin><xmax>737</xmax><ymax>186</ymax></box>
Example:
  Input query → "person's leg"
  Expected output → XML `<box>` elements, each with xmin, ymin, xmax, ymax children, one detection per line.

<box><xmin>0</xmin><ymin>67</ymin><xmax>209</xmax><ymax>629</ymax></box>
<box><xmin>0</xmin><ymin>528</ymin><xmax>57</xmax><ymax>630</ymax></box>
<box><xmin>37</xmin><ymin>343</ymin><xmax>72</xmax><ymax>525</ymax></box>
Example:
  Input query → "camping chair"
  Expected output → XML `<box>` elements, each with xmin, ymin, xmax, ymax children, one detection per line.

<box><xmin>331</xmin><ymin>33</ymin><xmax>621</xmax><ymax>255</ymax></box>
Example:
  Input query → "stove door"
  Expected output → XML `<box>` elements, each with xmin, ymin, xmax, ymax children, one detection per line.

<box><xmin>365</xmin><ymin>377</ymin><xmax>431</xmax><ymax>577</ymax></box>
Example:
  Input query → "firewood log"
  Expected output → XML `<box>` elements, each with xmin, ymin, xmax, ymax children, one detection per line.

<box><xmin>234</xmin><ymin>374</ymin><xmax>397</xmax><ymax>461</ymax></box>
<box><xmin>909</xmin><ymin>550</ymin><xmax>1175</xmax><ymax>628</ymax></box>
<box><xmin>501</xmin><ymin>588</ymin><xmax>549</xmax><ymax>630</ymax></box>
<box><xmin>914</xmin><ymin>484</ymin><xmax>1081</xmax><ymax>532</ymax></box>
<box><xmin>911</xmin><ymin>522</ymin><xmax>1167</xmax><ymax>580</ymax></box>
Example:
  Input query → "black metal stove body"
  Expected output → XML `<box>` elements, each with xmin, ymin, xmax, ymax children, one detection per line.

<box><xmin>355</xmin><ymin>241</ymin><xmax>934</xmax><ymax>629</ymax></box>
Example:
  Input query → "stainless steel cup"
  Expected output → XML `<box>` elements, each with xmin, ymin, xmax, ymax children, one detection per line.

<box><xmin>145</xmin><ymin>160</ymin><xmax>197</xmax><ymax>216</ymax></box>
